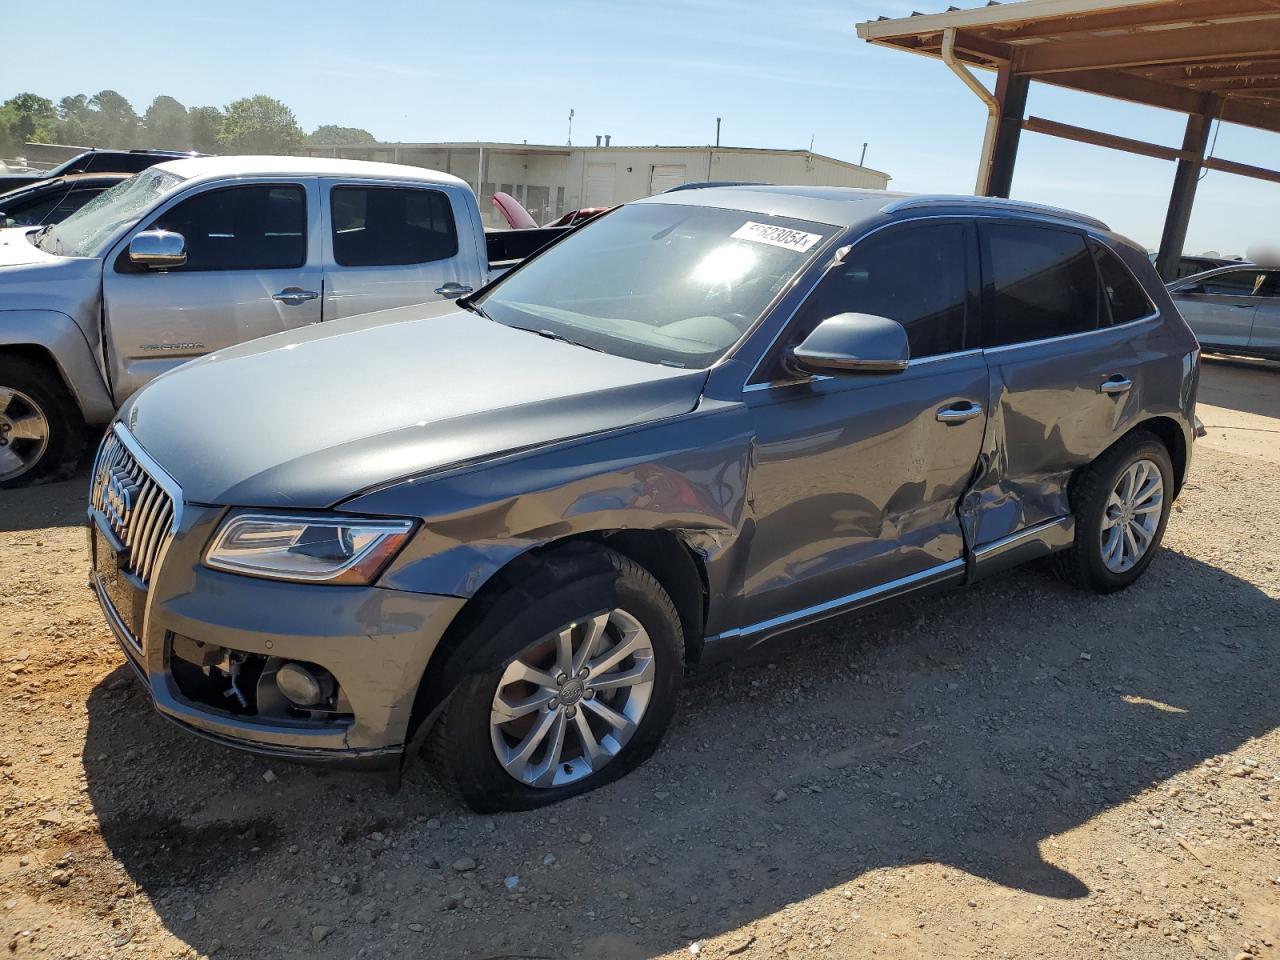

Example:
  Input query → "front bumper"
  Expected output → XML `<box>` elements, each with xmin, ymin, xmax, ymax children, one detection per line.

<box><xmin>89</xmin><ymin>502</ymin><xmax>466</xmax><ymax>766</ymax></box>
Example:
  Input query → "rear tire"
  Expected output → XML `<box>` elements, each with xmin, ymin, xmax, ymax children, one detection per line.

<box><xmin>427</xmin><ymin>546</ymin><xmax>685</xmax><ymax>812</ymax></box>
<box><xmin>1055</xmin><ymin>431</ymin><xmax>1173</xmax><ymax>594</ymax></box>
<box><xmin>0</xmin><ymin>355</ymin><xmax>87</xmax><ymax>489</ymax></box>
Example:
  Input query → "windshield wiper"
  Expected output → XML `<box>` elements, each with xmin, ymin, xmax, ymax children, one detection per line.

<box><xmin>30</xmin><ymin>223</ymin><xmax>54</xmax><ymax>249</ymax></box>
<box><xmin>508</xmin><ymin>325</ymin><xmax>606</xmax><ymax>354</ymax></box>
<box><xmin>457</xmin><ymin>297</ymin><xmax>490</xmax><ymax>321</ymax></box>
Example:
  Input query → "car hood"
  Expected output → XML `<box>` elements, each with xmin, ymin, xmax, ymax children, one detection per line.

<box><xmin>121</xmin><ymin>303</ymin><xmax>709</xmax><ymax>508</ymax></box>
<box><xmin>0</xmin><ymin>227</ymin><xmax>62</xmax><ymax>268</ymax></box>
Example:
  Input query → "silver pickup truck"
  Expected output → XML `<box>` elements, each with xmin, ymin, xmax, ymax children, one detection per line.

<box><xmin>0</xmin><ymin>156</ymin><xmax>567</xmax><ymax>487</ymax></box>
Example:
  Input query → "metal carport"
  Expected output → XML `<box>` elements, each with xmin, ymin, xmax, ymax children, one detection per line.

<box><xmin>855</xmin><ymin>0</ymin><xmax>1280</xmax><ymax>279</ymax></box>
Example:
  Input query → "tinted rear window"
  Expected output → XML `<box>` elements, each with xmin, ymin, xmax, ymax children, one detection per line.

<box><xmin>1091</xmin><ymin>241</ymin><xmax>1154</xmax><ymax>325</ymax></box>
<box><xmin>984</xmin><ymin>224</ymin><xmax>1098</xmax><ymax>347</ymax></box>
<box><xmin>331</xmin><ymin>186</ymin><xmax>458</xmax><ymax>267</ymax></box>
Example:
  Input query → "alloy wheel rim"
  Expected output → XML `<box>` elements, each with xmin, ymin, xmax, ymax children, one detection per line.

<box><xmin>0</xmin><ymin>386</ymin><xmax>51</xmax><ymax>482</ymax></box>
<box><xmin>489</xmin><ymin>609</ymin><xmax>656</xmax><ymax>788</ymax></box>
<box><xmin>1100</xmin><ymin>458</ymin><xmax>1164</xmax><ymax>573</ymax></box>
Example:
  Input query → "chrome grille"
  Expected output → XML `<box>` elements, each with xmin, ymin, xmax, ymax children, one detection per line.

<box><xmin>90</xmin><ymin>431</ymin><xmax>177</xmax><ymax>586</ymax></box>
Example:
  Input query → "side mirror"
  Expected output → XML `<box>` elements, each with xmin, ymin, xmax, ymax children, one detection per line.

<box><xmin>788</xmin><ymin>312</ymin><xmax>910</xmax><ymax>376</ymax></box>
<box><xmin>129</xmin><ymin>230</ymin><xmax>187</xmax><ymax>269</ymax></box>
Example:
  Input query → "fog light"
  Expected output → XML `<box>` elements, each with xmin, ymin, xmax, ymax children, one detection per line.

<box><xmin>275</xmin><ymin>662</ymin><xmax>332</xmax><ymax>707</ymax></box>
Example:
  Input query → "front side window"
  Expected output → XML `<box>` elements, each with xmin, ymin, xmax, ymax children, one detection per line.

<box><xmin>331</xmin><ymin>186</ymin><xmax>458</xmax><ymax>267</ymax></box>
<box><xmin>1258</xmin><ymin>272</ymin><xmax>1280</xmax><ymax>298</ymax></box>
<box><xmin>147</xmin><ymin>184</ymin><xmax>306</xmax><ymax>271</ymax></box>
<box><xmin>794</xmin><ymin>222</ymin><xmax>968</xmax><ymax>358</ymax></box>
<box><xmin>1188</xmin><ymin>270</ymin><xmax>1265</xmax><ymax>297</ymax></box>
<box><xmin>35</xmin><ymin>168</ymin><xmax>185</xmax><ymax>258</ymax></box>
<box><xmin>984</xmin><ymin>224</ymin><xmax>1098</xmax><ymax>347</ymax></box>
<box><xmin>1091</xmin><ymin>241</ymin><xmax>1154</xmax><ymax>325</ymax></box>
<box><xmin>476</xmin><ymin>203</ymin><xmax>836</xmax><ymax>368</ymax></box>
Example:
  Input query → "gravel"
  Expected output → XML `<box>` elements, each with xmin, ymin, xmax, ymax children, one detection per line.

<box><xmin>0</xmin><ymin>359</ymin><xmax>1276</xmax><ymax>960</ymax></box>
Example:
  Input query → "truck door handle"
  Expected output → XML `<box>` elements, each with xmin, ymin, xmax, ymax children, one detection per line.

<box><xmin>272</xmin><ymin>287</ymin><xmax>320</xmax><ymax>305</ymax></box>
<box><xmin>936</xmin><ymin>401</ymin><xmax>983</xmax><ymax>424</ymax></box>
<box><xmin>434</xmin><ymin>282</ymin><xmax>474</xmax><ymax>299</ymax></box>
<box><xmin>1100</xmin><ymin>376</ymin><xmax>1132</xmax><ymax>395</ymax></box>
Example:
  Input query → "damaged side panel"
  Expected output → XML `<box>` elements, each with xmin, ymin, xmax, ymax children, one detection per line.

<box><xmin>346</xmin><ymin>403</ymin><xmax>755</xmax><ymax>632</ymax></box>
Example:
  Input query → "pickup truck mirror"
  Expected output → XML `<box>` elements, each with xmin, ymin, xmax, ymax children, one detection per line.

<box><xmin>129</xmin><ymin>230</ymin><xmax>187</xmax><ymax>269</ymax></box>
<box><xmin>788</xmin><ymin>312</ymin><xmax>910</xmax><ymax>376</ymax></box>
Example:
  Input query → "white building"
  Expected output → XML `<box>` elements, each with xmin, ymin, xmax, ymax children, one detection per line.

<box><xmin>297</xmin><ymin>140</ymin><xmax>891</xmax><ymax>227</ymax></box>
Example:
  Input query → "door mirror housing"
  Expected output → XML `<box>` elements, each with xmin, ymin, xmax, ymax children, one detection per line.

<box><xmin>788</xmin><ymin>312</ymin><xmax>910</xmax><ymax>376</ymax></box>
<box><xmin>128</xmin><ymin>230</ymin><xmax>187</xmax><ymax>269</ymax></box>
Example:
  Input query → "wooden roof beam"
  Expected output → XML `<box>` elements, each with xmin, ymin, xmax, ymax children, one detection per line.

<box><xmin>1021</xmin><ymin>115</ymin><xmax>1197</xmax><ymax>161</ymax></box>
<box><xmin>1012</xmin><ymin>20</ymin><xmax>1280</xmax><ymax>74</ymax></box>
<box><xmin>988</xmin><ymin>0</ymin><xmax>1278</xmax><ymax>42</ymax></box>
<box><xmin>1138</xmin><ymin>58</ymin><xmax>1280</xmax><ymax>80</ymax></box>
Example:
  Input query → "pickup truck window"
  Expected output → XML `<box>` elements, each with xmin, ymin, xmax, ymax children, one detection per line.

<box><xmin>477</xmin><ymin>203</ymin><xmax>834</xmax><ymax>369</ymax></box>
<box><xmin>34</xmin><ymin>168</ymin><xmax>185</xmax><ymax>258</ymax></box>
<box><xmin>793</xmin><ymin>223</ymin><xmax>968</xmax><ymax>358</ymax></box>
<box><xmin>331</xmin><ymin>186</ymin><xmax>458</xmax><ymax>267</ymax></box>
<box><xmin>145</xmin><ymin>184</ymin><xmax>306</xmax><ymax>271</ymax></box>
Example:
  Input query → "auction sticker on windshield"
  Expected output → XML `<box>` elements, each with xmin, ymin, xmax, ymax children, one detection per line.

<box><xmin>730</xmin><ymin>221</ymin><xmax>824</xmax><ymax>253</ymax></box>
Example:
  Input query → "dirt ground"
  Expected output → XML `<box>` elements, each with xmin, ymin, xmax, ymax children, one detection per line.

<box><xmin>1</xmin><ymin>357</ymin><xmax>1277</xmax><ymax>960</ymax></box>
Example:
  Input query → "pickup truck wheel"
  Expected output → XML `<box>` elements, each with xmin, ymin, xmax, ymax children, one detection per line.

<box><xmin>0</xmin><ymin>356</ymin><xmax>86</xmax><ymax>488</ymax></box>
<box><xmin>1055</xmin><ymin>431</ymin><xmax>1173</xmax><ymax>594</ymax></box>
<box><xmin>427</xmin><ymin>547</ymin><xmax>684</xmax><ymax>812</ymax></box>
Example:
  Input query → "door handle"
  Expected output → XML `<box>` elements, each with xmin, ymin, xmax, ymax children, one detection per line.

<box><xmin>1231</xmin><ymin>303</ymin><xmax>1254</xmax><ymax>308</ymax></box>
<box><xmin>272</xmin><ymin>287</ymin><xmax>320</xmax><ymax>305</ymax></box>
<box><xmin>1100</xmin><ymin>376</ymin><xmax>1132</xmax><ymax>395</ymax></box>
<box><xmin>435</xmin><ymin>282</ymin><xmax>474</xmax><ymax>299</ymax></box>
<box><xmin>936</xmin><ymin>401</ymin><xmax>983</xmax><ymax>424</ymax></box>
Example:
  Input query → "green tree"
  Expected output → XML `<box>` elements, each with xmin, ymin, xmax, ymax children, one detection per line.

<box><xmin>218</xmin><ymin>95</ymin><xmax>303</xmax><ymax>154</ymax></box>
<box><xmin>309</xmin><ymin>124</ymin><xmax>377</xmax><ymax>145</ymax></box>
<box><xmin>142</xmin><ymin>95</ymin><xmax>188</xmax><ymax>149</ymax></box>
<box><xmin>87</xmin><ymin>89</ymin><xmax>140</xmax><ymax>147</ymax></box>
<box><xmin>0</xmin><ymin>93</ymin><xmax>56</xmax><ymax>153</ymax></box>
<box><xmin>54</xmin><ymin>95</ymin><xmax>92</xmax><ymax>146</ymax></box>
<box><xmin>187</xmin><ymin>106</ymin><xmax>224</xmax><ymax>154</ymax></box>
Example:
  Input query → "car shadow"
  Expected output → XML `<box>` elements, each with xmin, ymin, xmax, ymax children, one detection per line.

<box><xmin>0</xmin><ymin>461</ymin><xmax>94</xmax><ymax>532</ymax></box>
<box><xmin>79</xmin><ymin>547</ymin><xmax>1279</xmax><ymax>958</ymax></box>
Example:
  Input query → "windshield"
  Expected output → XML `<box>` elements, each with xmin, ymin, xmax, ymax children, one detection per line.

<box><xmin>477</xmin><ymin>203</ymin><xmax>835</xmax><ymax>368</ymax></box>
<box><xmin>34</xmin><ymin>167</ymin><xmax>185</xmax><ymax>258</ymax></box>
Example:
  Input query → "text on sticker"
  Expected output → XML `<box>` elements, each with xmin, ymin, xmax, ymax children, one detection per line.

<box><xmin>730</xmin><ymin>221</ymin><xmax>823</xmax><ymax>253</ymax></box>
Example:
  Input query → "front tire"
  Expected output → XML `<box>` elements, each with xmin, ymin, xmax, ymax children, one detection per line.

<box><xmin>0</xmin><ymin>355</ymin><xmax>87</xmax><ymax>489</ymax></box>
<box><xmin>1056</xmin><ymin>431</ymin><xmax>1174</xmax><ymax>594</ymax></box>
<box><xmin>427</xmin><ymin>546</ymin><xmax>685</xmax><ymax>812</ymax></box>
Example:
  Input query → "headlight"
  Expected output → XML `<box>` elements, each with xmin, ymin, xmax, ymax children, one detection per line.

<box><xmin>204</xmin><ymin>514</ymin><xmax>415</xmax><ymax>584</ymax></box>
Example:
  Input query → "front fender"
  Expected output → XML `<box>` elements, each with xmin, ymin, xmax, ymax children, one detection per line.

<box><xmin>343</xmin><ymin>402</ymin><xmax>753</xmax><ymax>600</ymax></box>
<box><xmin>0</xmin><ymin>309</ymin><xmax>114</xmax><ymax>424</ymax></box>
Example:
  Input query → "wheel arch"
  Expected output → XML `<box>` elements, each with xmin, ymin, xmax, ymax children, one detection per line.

<box><xmin>0</xmin><ymin>312</ymin><xmax>115</xmax><ymax>424</ymax></box>
<box><xmin>1069</xmin><ymin>415</ymin><xmax>1189</xmax><ymax>510</ymax></box>
<box><xmin>402</xmin><ymin>529</ymin><xmax>708</xmax><ymax>754</ymax></box>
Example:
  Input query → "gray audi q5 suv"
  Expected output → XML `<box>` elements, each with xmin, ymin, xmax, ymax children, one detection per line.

<box><xmin>88</xmin><ymin>187</ymin><xmax>1200</xmax><ymax>811</ymax></box>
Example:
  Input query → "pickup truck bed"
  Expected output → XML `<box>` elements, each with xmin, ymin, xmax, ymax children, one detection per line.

<box><xmin>486</xmin><ymin>226</ymin><xmax>572</xmax><ymax>270</ymax></box>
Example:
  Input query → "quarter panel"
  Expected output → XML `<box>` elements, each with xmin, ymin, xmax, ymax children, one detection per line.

<box><xmin>967</xmin><ymin>324</ymin><xmax>1142</xmax><ymax>546</ymax></box>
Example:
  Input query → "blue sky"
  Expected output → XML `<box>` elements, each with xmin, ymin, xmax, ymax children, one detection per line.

<box><xmin>7</xmin><ymin>0</ymin><xmax>1277</xmax><ymax>255</ymax></box>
